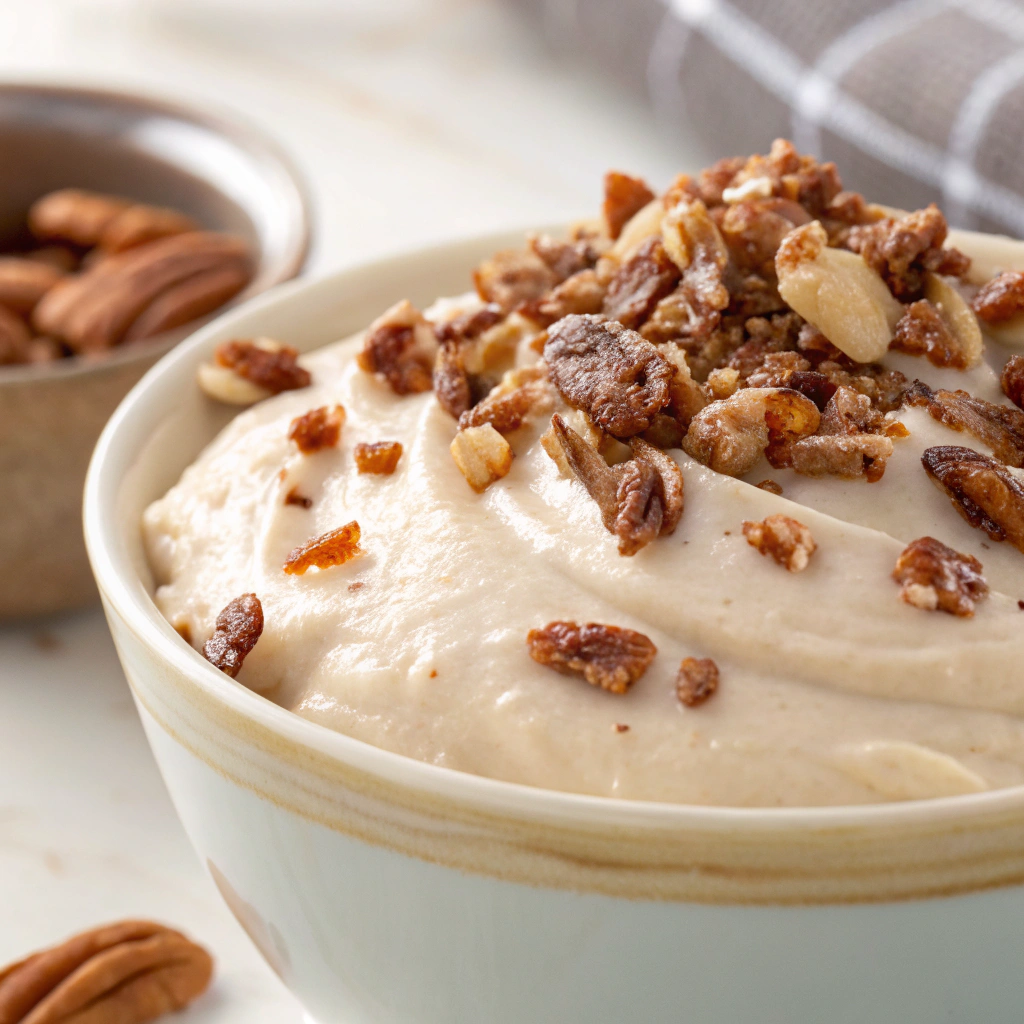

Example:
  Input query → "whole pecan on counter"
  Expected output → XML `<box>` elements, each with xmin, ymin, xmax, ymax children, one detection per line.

<box><xmin>544</xmin><ymin>314</ymin><xmax>674</xmax><ymax>438</ymax></box>
<box><xmin>0</xmin><ymin>919</ymin><xmax>212</xmax><ymax>1024</ymax></box>
<box><xmin>527</xmin><ymin>620</ymin><xmax>657</xmax><ymax>694</ymax></box>
<box><xmin>922</xmin><ymin>446</ymin><xmax>1024</xmax><ymax>552</ymax></box>
<box><xmin>893</xmin><ymin>536</ymin><xmax>988</xmax><ymax>617</ymax></box>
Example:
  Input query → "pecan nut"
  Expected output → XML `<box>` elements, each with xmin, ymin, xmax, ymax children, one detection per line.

<box><xmin>922</xmin><ymin>446</ymin><xmax>1024</xmax><ymax>552</ymax></box>
<box><xmin>601</xmin><ymin>237</ymin><xmax>681</xmax><ymax>329</ymax></box>
<box><xmin>544</xmin><ymin>314</ymin><xmax>673</xmax><ymax>437</ymax></box>
<box><xmin>288</xmin><ymin>405</ymin><xmax>346</xmax><ymax>454</ymax></box>
<box><xmin>354</xmin><ymin>441</ymin><xmax>403</xmax><ymax>474</ymax></box>
<box><xmin>27</xmin><ymin>189</ymin><xmax>132</xmax><ymax>247</ymax></box>
<box><xmin>893</xmin><ymin>536</ymin><xmax>988</xmax><ymax>617</ymax></box>
<box><xmin>202</xmin><ymin>593</ymin><xmax>263</xmax><ymax>677</ymax></box>
<box><xmin>198</xmin><ymin>338</ymin><xmax>310</xmax><ymax>404</ymax></box>
<box><xmin>602</xmin><ymin>171</ymin><xmax>656</xmax><ymax>241</ymax></box>
<box><xmin>357</xmin><ymin>299</ymin><xmax>437</xmax><ymax>395</ymax></box>
<box><xmin>0</xmin><ymin>920</ymin><xmax>212</xmax><ymax>1024</ymax></box>
<box><xmin>526</xmin><ymin>620</ymin><xmax>657</xmax><ymax>694</ymax></box>
<box><xmin>284</xmin><ymin>523</ymin><xmax>363</xmax><ymax>574</ymax></box>
<box><xmin>472</xmin><ymin>247</ymin><xmax>555</xmax><ymax>314</ymax></box>
<box><xmin>1001</xmin><ymin>355</ymin><xmax>1024</xmax><ymax>411</ymax></box>
<box><xmin>0</xmin><ymin>257</ymin><xmax>64</xmax><ymax>316</ymax></box>
<box><xmin>742</xmin><ymin>513</ymin><xmax>816</xmax><ymax>571</ymax></box>
<box><xmin>450</xmin><ymin>423</ymin><xmax>513</xmax><ymax>492</ymax></box>
<box><xmin>676</xmin><ymin>656</ymin><xmax>720</xmax><ymax>707</ymax></box>
<box><xmin>971</xmin><ymin>269</ymin><xmax>1024</xmax><ymax>323</ymax></box>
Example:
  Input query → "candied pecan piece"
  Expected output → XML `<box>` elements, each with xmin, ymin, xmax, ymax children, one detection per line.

<box><xmin>705</xmin><ymin>366</ymin><xmax>741</xmax><ymax>400</ymax></box>
<box><xmin>602</xmin><ymin>171</ymin><xmax>656</xmax><ymax>241</ymax></box>
<box><xmin>742</xmin><ymin>513</ymin><xmax>816</xmax><ymax>572</ymax></box>
<box><xmin>283</xmin><ymin>522</ymin><xmax>362</xmax><ymax>575</ymax></box>
<box><xmin>354</xmin><ymin>441</ymin><xmax>403</xmax><ymax>474</ymax></box>
<box><xmin>529</xmin><ymin>233</ymin><xmax>604</xmax><ymax>281</ymax></box>
<box><xmin>602</xmin><ymin>237</ymin><xmax>681</xmax><ymax>329</ymax></box>
<box><xmin>526</xmin><ymin>620</ymin><xmax>657</xmax><ymax>694</ymax></box>
<box><xmin>459</xmin><ymin>369</ymin><xmax>547</xmax><ymax>434</ymax></box>
<box><xmin>755</xmin><ymin>479</ymin><xmax>783</xmax><ymax>495</ymax></box>
<box><xmin>358</xmin><ymin>299</ymin><xmax>436</xmax><ymax>396</ymax></box>
<box><xmin>922</xmin><ymin>446</ymin><xmax>1024</xmax><ymax>552</ymax></box>
<box><xmin>202</xmin><ymin>594</ymin><xmax>264</xmax><ymax>677</ymax></box>
<box><xmin>0</xmin><ymin>919</ymin><xmax>213</xmax><ymax>1024</ymax></box>
<box><xmin>746</xmin><ymin>350</ymin><xmax>812</xmax><ymax>389</ymax></box>
<box><xmin>726</xmin><ymin>273</ymin><xmax>788</xmax><ymax>317</ymax></box>
<box><xmin>973</xmin><ymin>270</ymin><xmax>1024</xmax><ymax>323</ymax></box>
<box><xmin>433</xmin><ymin>340</ymin><xmax>471</xmax><ymax>419</ymax></box>
<box><xmin>630</xmin><ymin>435</ymin><xmax>685</xmax><ymax>535</ymax></box>
<box><xmin>288</xmin><ymin>404</ymin><xmax>345</xmax><ymax>454</ymax></box>
<box><xmin>819</xmin><ymin>385</ymin><xmax>884</xmax><ymax>436</ymax></box>
<box><xmin>213</xmin><ymin>338</ymin><xmax>310</xmax><ymax>393</ymax></box>
<box><xmin>683</xmin><ymin>387</ymin><xmax>820</xmax><ymax>477</ymax></box>
<box><xmin>545</xmin><ymin>314</ymin><xmax>673</xmax><ymax>437</ymax></box>
<box><xmin>676</xmin><ymin>656</ymin><xmax>719</xmax><ymax>707</ymax></box>
<box><xmin>718</xmin><ymin>199</ymin><xmax>797</xmax><ymax>274</ymax></box>
<box><xmin>450</xmin><ymin>423</ymin><xmax>513</xmax><ymax>492</ymax></box>
<box><xmin>1002</xmin><ymin>354</ymin><xmax>1024</xmax><ymax>410</ymax></box>
<box><xmin>473</xmin><ymin>247</ymin><xmax>555</xmax><ymax>314</ymax></box>
<box><xmin>770</xmin><ymin>433</ymin><xmax>894</xmax><ymax>481</ymax></box>
<box><xmin>522</xmin><ymin>268</ymin><xmax>606</xmax><ymax>327</ymax></box>
<box><xmin>0</xmin><ymin>257</ymin><xmax>64</xmax><ymax>316</ymax></box>
<box><xmin>783</xmin><ymin>370</ymin><xmax>838</xmax><ymax>411</ymax></box>
<box><xmin>893</xmin><ymin>536</ymin><xmax>988</xmax><ymax>617</ymax></box>
<box><xmin>893</xmin><ymin>300</ymin><xmax>964</xmax><ymax>369</ymax></box>
<box><xmin>285</xmin><ymin>487</ymin><xmax>313</xmax><ymax>508</ymax></box>
<box><xmin>433</xmin><ymin>302</ymin><xmax>503</xmax><ymax>345</ymax></box>
<box><xmin>905</xmin><ymin>380</ymin><xmax>1024</xmax><ymax>468</ymax></box>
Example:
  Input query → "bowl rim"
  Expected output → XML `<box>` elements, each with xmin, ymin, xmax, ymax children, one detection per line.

<box><xmin>83</xmin><ymin>227</ymin><xmax>1024</xmax><ymax>835</ymax></box>
<box><xmin>0</xmin><ymin>78</ymin><xmax>312</xmax><ymax>386</ymax></box>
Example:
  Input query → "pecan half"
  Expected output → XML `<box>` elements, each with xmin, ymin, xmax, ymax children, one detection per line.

<box><xmin>358</xmin><ymin>299</ymin><xmax>436</xmax><ymax>396</ymax></box>
<box><xmin>473</xmin><ymin>247</ymin><xmax>555</xmax><ymax>314</ymax></box>
<box><xmin>972</xmin><ymin>270</ymin><xmax>1024</xmax><ymax>323</ymax></box>
<box><xmin>526</xmin><ymin>620</ymin><xmax>656</xmax><ymax>694</ymax></box>
<box><xmin>602</xmin><ymin>172</ymin><xmax>656</xmax><ymax>241</ymax></box>
<box><xmin>922</xmin><ymin>446</ymin><xmax>1024</xmax><ymax>552</ymax></box>
<box><xmin>202</xmin><ymin>594</ymin><xmax>263</xmax><ymax>677</ymax></box>
<box><xmin>0</xmin><ymin>305</ymin><xmax>31</xmax><ymax>364</ymax></box>
<box><xmin>198</xmin><ymin>338</ymin><xmax>310</xmax><ymax>404</ymax></box>
<box><xmin>0</xmin><ymin>919</ymin><xmax>212</xmax><ymax>1024</ymax></box>
<box><xmin>544</xmin><ymin>314</ymin><xmax>673</xmax><ymax>437</ymax></box>
<box><xmin>284</xmin><ymin>523</ymin><xmax>363</xmax><ymax>574</ymax></box>
<box><xmin>288</xmin><ymin>405</ymin><xmax>345</xmax><ymax>454</ymax></box>
<box><xmin>601</xmin><ymin>237</ymin><xmax>681</xmax><ymax>329</ymax></box>
<box><xmin>99</xmin><ymin>204</ymin><xmax>197</xmax><ymax>254</ymax></box>
<box><xmin>1001</xmin><ymin>355</ymin><xmax>1024</xmax><ymax>411</ymax></box>
<box><xmin>0</xmin><ymin>257</ymin><xmax>64</xmax><ymax>315</ymax></box>
<box><xmin>893</xmin><ymin>536</ymin><xmax>988</xmax><ymax>617</ymax></box>
<box><xmin>433</xmin><ymin>340</ymin><xmax>471</xmax><ymax>419</ymax></box>
<box><xmin>450</xmin><ymin>423</ymin><xmax>513</xmax><ymax>492</ymax></box>
<box><xmin>354</xmin><ymin>440</ymin><xmax>403</xmax><ymax>474</ymax></box>
<box><xmin>683</xmin><ymin>387</ymin><xmax>820</xmax><ymax>476</ymax></box>
<box><xmin>742</xmin><ymin>513</ymin><xmax>816</xmax><ymax>571</ymax></box>
<box><xmin>905</xmin><ymin>380</ymin><xmax>1024</xmax><ymax>468</ymax></box>
<box><xmin>32</xmin><ymin>231</ymin><xmax>251</xmax><ymax>352</ymax></box>
<box><xmin>676</xmin><ymin>657</ymin><xmax>720</xmax><ymax>707</ymax></box>
<box><xmin>28</xmin><ymin>189</ymin><xmax>132</xmax><ymax>246</ymax></box>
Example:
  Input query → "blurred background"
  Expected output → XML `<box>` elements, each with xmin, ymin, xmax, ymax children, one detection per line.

<box><xmin>4</xmin><ymin>0</ymin><xmax>1024</xmax><ymax>1019</ymax></box>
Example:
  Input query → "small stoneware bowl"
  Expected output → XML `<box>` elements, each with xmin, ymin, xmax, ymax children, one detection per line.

<box><xmin>0</xmin><ymin>82</ymin><xmax>310</xmax><ymax>619</ymax></box>
<box><xmin>85</xmin><ymin>230</ymin><xmax>1024</xmax><ymax>1024</ymax></box>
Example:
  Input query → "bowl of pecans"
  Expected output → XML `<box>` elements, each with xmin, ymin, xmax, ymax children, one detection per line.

<box><xmin>0</xmin><ymin>82</ymin><xmax>309</xmax><ymax>618</ymax></box>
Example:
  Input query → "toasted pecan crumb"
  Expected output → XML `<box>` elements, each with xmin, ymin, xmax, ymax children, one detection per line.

<box><xmin>358</xmin><ymin>300</ymin><xmax>435</xmax><ymax>395</ymax></box>
<box><xmin>354</xmin><ymin>440</ymin><xmax>403</xmax><ymax>474</ymax></box>
<box><xmin>288</xmin><ymin>404</ymin><xmax>345</xmax><ymax>454</ymax></box>
<box><xmin>348</xmin><ymin>581</ymin><xmax>364</xmax><ymax>592</ymax></box>
<box><xmin>613</xmin><ymin>722</ymin><xmax>630</xmax><ymax>733</ymax></box>
<box><xmin>602</xmin><ymin>171</ymin><xmax>656</xmax><ymax>240</ymax></box>
<box><xmin>973</xmin><ymin>270</ymin><xmax>1024</xmax><ymax>323</ymax></box>
<box><xmin>893</xmin><ymin>536</ymin><xmax>988</xmax><ymax>617</ymax></box>
<box><xmin>755</xmin><ymin>479</ymin><xmax>784</xmax><ymax>495</ymax></box>
<box><xmin>284</xmin><ymin>487</ymin><xmax>313</xmax><ymax>509</ymax></box>
<box><xmin>676</xmin><ymin>657</ymin><xmax>720</xmax><ymax>707</ymax></box>
<box><xmin>526</xmin><ymin>620</ymin><xmax>656</xmax><ymax>694</ymax></box>
<box><xmin>283</xmin><ymin>522</ymin><xmax>362</xmax><ymax>575</ymax></box>
<box><xmin>602</xmin><ymin>237</ymin><xmax>682</xmax><ymax>330</ymax></box>
<box><xmin>214</xmin><ymin>338</ymin><xmax>310</xmax><ymax>393</ymax></box>
<box><xmin>473</xmin><ymin>247</ymin><xmax>555</xmax><ymax>314</ymax></box>
<box><xmin>892</xmin><ymin>300</ymin><xmax>967</xmax><ymax>369</ymax></box>
<box><xmin>1002</xmin><ymin>355</ymin><xmax>1024</xmax><ymax>411</ymax></box>
<box><xmin>202</xmin><ymin>594</ymin><xmax>263</xmax><ymax>677</ymax></box>
<box><xmin>742</xmin><ymin>513</ymin><xmax>816</xmax><ymax>572</ymax></box>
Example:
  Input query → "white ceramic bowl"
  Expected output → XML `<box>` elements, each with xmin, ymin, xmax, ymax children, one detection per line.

<box><xmin>85</xmin><ymin>231</ymin><xmax>1024</xmax><ymax>1024</ymax></box>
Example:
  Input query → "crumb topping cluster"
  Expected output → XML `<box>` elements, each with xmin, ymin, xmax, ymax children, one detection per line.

<box><xmin>194</xmin><ymin>139</ymin><xmax>1024</xmax><ymax>714</ymax></box>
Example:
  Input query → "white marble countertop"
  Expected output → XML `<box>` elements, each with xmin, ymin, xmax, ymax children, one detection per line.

<box><xmin>0</xmin><ymin>1</ymin><xmax>701</xmax><ymax>1018</ymax></box>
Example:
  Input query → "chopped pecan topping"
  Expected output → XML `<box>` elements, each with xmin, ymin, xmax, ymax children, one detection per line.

<box><xmin>893</xmin><ymin>536</ymin><xmax>988</xmax><ymax>617</ymax></box>
<box><xmin>522</xmin><ymin>268</ymin><xmax>606</xmax><ymax>327</ymax></box>
<box><xmin>213</xmin><ymin>338</ymin><xmax>310</xmax><ymax>393</ymax></box>
<box><xmin>202</xmin><ymin>594</ymin><xmax>264</xmax><ymax>677</ymax></box>
<box><xmin>602</xmin><ymin>237</ymin><xmax>681</xmax><ymax>329</ymax></box>
<box><xmin>905</xmin><ymin>380</ymin><xmax>1024</xmax><ymax>468</ymax></box>
<box><xmin>769</xmin><ymin>432</ymin><xmax>894</xmax><ymax>482</ymax></box>
<box><xmin>459</xmin><ymin>369</ymin><xmax>547</xmax><ymax>433</ymax></box>
<box><xmin>547</xmin><ymin>414</ymin><xmax>682</xmax><ymax>555</ymax></box>
<box><xmin>819</xmin><ymin>384</ymin><xmax>884</xmax><ymax>436</ymax></box>
<box><xmin>893</xmin><ymin>299</ymin><xmax>964</xmax><ymax>368</ymax></box>
<box><xmin>683</xmin><ymin>387</ymin><xmax>820</xmax><ymax>477</ymax></box>
<box><xmin>755</xmin><ymin>479</ymin><xmax>783</xmax><ymax>495</ymax></box>
<box><xmin>742</xmin><ymin>513</ymin><xmax>816</xmax><ymax>571</ymax></box>
<box><xmin>676</xmin><ymin>656</ymin><xmax>720</xmax><ymax>707</ymax></box>
<box><xmin>745</xmin><ymin>350</ymin><xmax>812</xmax><ymax>389</ymax></box>
<box><xmin>922</xmin><ymin>446</ymin><xmax>1024</xmax><ymax>552</ymax></box>
<box><xmin>450</xmin><ymin>423</ymin><xmax>514</xmax><ymax>492</ymax></box>
<box><xmin>284</xmin><ymin>487</ymin><xmax>313</xmax><ymax>508</ymax></box>
<box><xmin>529</xmin><ymin>233</ymin><xmax>604</xmax><ymax>281</ymax></box>
<box><xmin>781</xmin><ymin>369</ymin><xmax>838</xmax><ymax>410</ymax></box>
<box><xmin>705</xmin><ymin>366</ymin><xmax>741</xmax><ymax>400</ymax></box>
<box><xmin>473</xmin><ymin>247</ymin><xmax>555</xmax><ymax>314</ymax></box>
<box><xmin>433</xmin><ymin>340</ymin><xmax>471</xmax><ymax>419</ymax></box>
<box><xmin>433</xmin><ymin>303</ymin><xmax>503</xmax><ymax>345</ymax></box>
<box><xmin>283</xmin><ymin>522</ymin><xmax>363</xmax><ymax>575</ymax></box>
<box><xmin>354</xmin><ymin>441</ymin><xmax>403</xmax><ymax>474</ymax></box>
<box><xmin>545</xmin><ymin>314</ymin><xmax>673</xmax><ymax>437</ymax></box>
<box><xmin>358</xmin><ymin>299</ymin><xmax>436</xmax><ymax>395</ymax></box>
<box><xmin>844</xmin><ymin>205</ymin><xmax>970</xmax><ymax>301</ymax></box>
<box><xmin>718</xmin><ymin>199</ymin><xmax>798</xmax><ymax>275</ymax></box>
<box><xmin>1002</xmin><ymin>355</ymin><xmax>1024</xmax><ymax>411</ymax></box>
<box><xmin>288</xmin><ymin>404</ymin><xmax>345</xmax><ymax>454</ymax></box>
<box><xmin>526</xmin><ymin>620</ymin><xmax>657</xmax><ymax>694</ymax></box>
<box><xmin>602</xmin><ymin>172</ymin><xmax>656</xmax><ymax>241</ymax></box>
<box><xmin>972</xmin><ymin>270</ymin><xmax>1024</xmax><ymax>323</ymax></box>
<box><xmin>0</xmin><ymin>920</ymin><xmax>213</xmax><ymax>1024</ymax></box>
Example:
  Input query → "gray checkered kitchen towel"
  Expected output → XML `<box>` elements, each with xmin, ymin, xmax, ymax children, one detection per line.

<box><xmin>514</xmin><ymin>0</ymin><xmax>1024</xmax><ymax>237</ymax></box>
